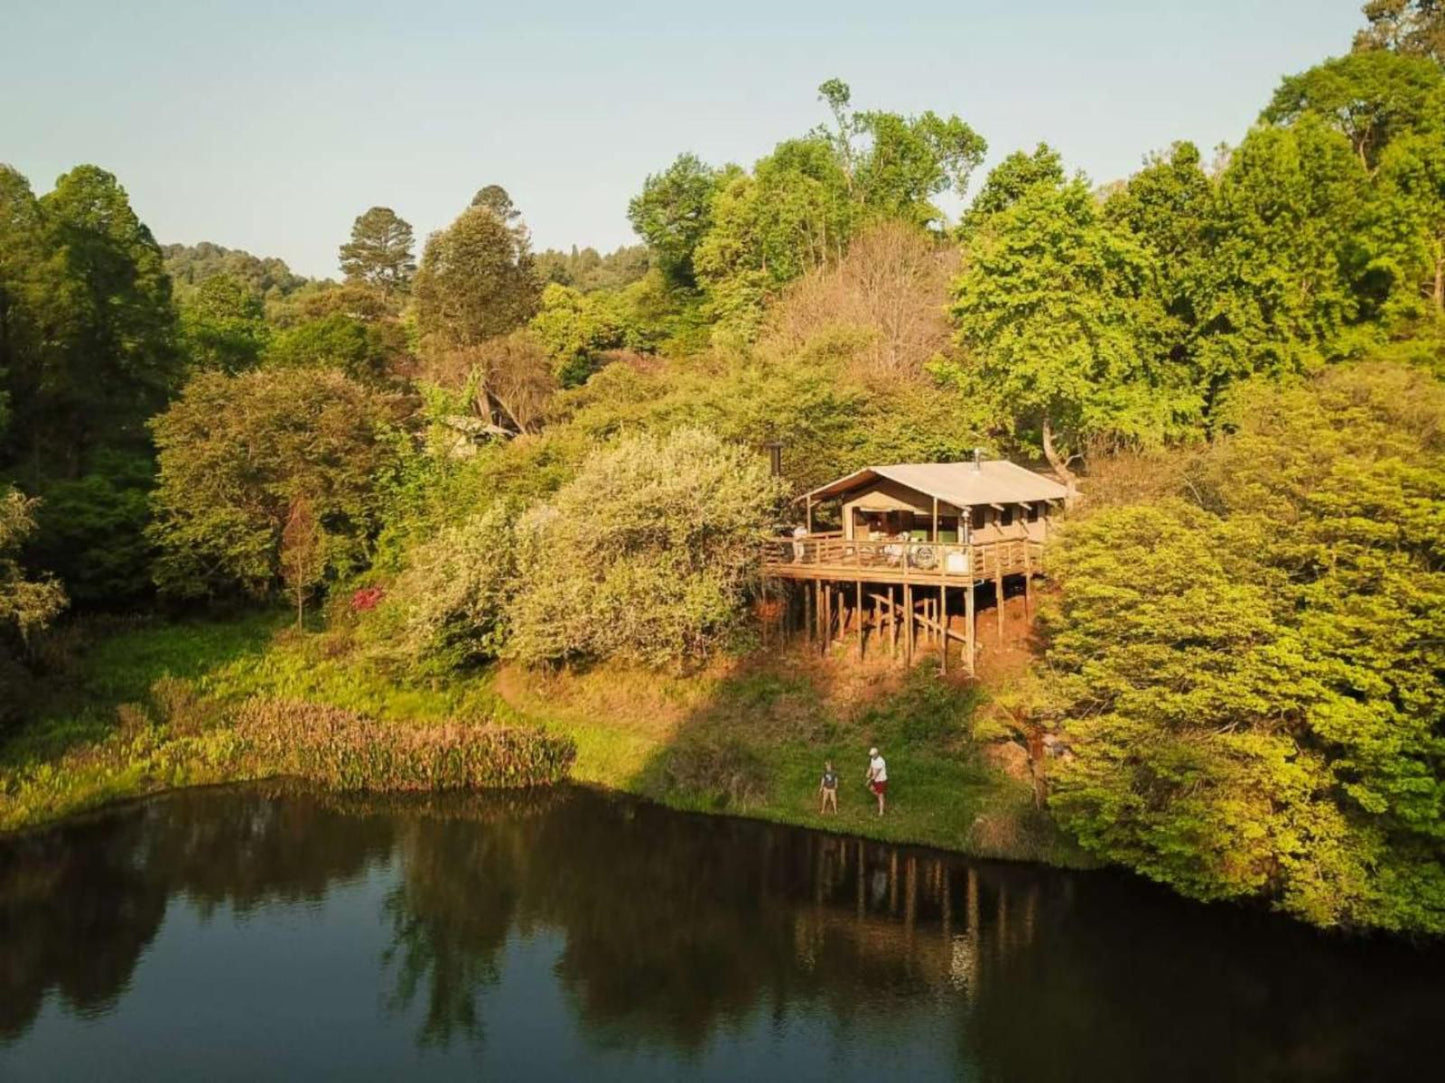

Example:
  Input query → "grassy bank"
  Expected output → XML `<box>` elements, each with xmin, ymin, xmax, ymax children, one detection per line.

<box><xmin>1</xmin><ymin>611</ymin><xmax>1082</xmax><ymax>865</ymax></box>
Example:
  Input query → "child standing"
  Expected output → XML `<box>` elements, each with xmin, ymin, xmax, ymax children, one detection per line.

<box><xmin>818</xmin><ymin>760</ymin><xmax>839</xmax><ymax>814</ymax></box>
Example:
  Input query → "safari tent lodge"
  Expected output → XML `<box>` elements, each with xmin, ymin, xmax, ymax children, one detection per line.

<box><xmin>762</xmin><ymin>454</ymin><xmax>1069</xmax><ymax>675</ymax></box>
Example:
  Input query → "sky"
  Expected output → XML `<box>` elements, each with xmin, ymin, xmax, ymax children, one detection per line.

<box><xmin>2</xmin><ymin>0</ymin><xmax>1366</xmax><ymax>279</ymax></box>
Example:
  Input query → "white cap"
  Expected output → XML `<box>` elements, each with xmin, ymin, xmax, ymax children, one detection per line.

<box><xmin>868</xmin><ymin>747</ymin><xmax>878</xmax><ymax>756</ymax></box>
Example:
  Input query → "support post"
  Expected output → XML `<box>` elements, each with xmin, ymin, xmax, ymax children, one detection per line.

<box><xmin>805</xmin><ymin>580</ymin><xmax>814</xmax><ymax>644</ymax></box>
<box><xmin>1023</xmin><ymin>544</ymin><xmax>1033</xmax><ymax>621</ymax></box>
<box><xmin>856</xmin><ymin>578</ymin><xmax>863</xmax><ymax>658</ymax></box>
<box><xmin>905</xmin><ymin>582</ymin><xmax>914</xmax><ymax>664</ymax></box>
<box><xmin>965</xmin><ymin>582</ymin><xmax>976</xmax><ymax>677</ymax></box>
<box><xmin>940</xmin><ymin>582</ymin><xmax>948</xmax><ymax>673</ymax></box>
<box><xmin>995</xmin><ymin>568</ymin><xmax>1005</xmax><ymax>643</ymax></box>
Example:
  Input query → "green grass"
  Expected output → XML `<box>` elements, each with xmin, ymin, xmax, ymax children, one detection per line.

<box><xmin>1</xmin><ymin>611</ymin><xmax>1085</xmax><ymax>867</ymax></box>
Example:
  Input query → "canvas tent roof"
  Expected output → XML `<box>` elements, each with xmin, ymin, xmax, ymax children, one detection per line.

<box><xmin>803</xmin><ymin>461</ymin><xmax>1069</xmax><ymax>509</ymax></box>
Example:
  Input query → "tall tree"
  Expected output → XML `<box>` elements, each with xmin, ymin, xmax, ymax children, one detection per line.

<box><xmin>941</xmin><ymin>175</ymin><xmax>1195</xmax><ymax>485</ymax></box>
<box><xmin>1262</xmin><ymin>50</ymin><xmax>1443</xmax><ymax>171</ymax></box>
<box><xmin>958</xmin><ymin>144</ymin><xmax>1065</xmax><ymax>236</ymax></box>
<box><xmin>1354</xmin><ymin>0</ymin><xmax>1445</xmax><ymax>61</ymax></box>
<box><xmin>627</xmin><ymin>154</ymin><xmax>720</xmax><ymax>290</ymax></box>
<box><xmin>338</xmin><ymin>206</ymin><xmax>416</xmax><ymax>295</ymax></box>
<box><xmin>179</xmin><ymin>273</ymin><xmax>268</xmax><ymax>373</ymax></box>
<box><xmin>471</xmin><ymin>184</ymin><xmax>520</xmax><ymax>222</ymax></box>
<box><xmin>29</xmin><ymin>165</ymin><xmax>179</xmax><ymax>472</ymax></box>
<box><xmin>414</xmin><ymin>202</ymin><xmax>541</xmax><ymax>351</ymax></box>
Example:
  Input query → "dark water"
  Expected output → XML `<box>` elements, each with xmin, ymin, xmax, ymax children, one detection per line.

<box><xmin>1</xmin><ymin>785</ymin><xmax>1442</xmax><ymax>1081</ymax></box>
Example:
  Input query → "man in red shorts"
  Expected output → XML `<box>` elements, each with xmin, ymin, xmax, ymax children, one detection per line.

<box><xmin>866</xmin><ymin>746</ymin><xmax>888</xmax><ymax>817</ymax></box>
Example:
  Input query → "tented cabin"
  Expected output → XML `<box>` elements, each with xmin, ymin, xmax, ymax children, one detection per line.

<box><xmin>762</xmin><ymin>456</ymin><xmax>1069</xmax><ymax>675</ymax></box>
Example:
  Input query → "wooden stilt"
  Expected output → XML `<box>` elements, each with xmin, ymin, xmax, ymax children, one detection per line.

<box><xmin>805</xmin><ymin>581</ymin><xmax>814</xmax><ymax>644</ymax></box>
<box><xmin>965</xmin><ymin>582</ymin><xmax>976</xmax><ymax>677</ymax></box>
<box><xmin>855</xmin><ymin>579</ymin><xmax>863</xmax><ymax>658</ymax></box>
<box><xmin>1023</xmin><ymin>545</ymin><xmax>1033</xmax><ymax>621</ymax></box>
<box><xmin>904</xmin><ymin>582</ymin><xmax>913</xmax><ymax>664</ymax></box>
<box><xmin>940</xmin><ymin>582</ymin><xmax>948</xmax><ymax>673</ymax></box>
<box><xmin>994</xmin><ymin>569</ymin><xmax>1005</xmax><ymax>643</ymax></box>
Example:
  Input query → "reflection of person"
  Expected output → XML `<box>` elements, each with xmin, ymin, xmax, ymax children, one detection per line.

<box><xmin>818</xmin><ymin>761</ymin><xmax>839</xmax><ymax>814</ymax></box>
<box><xmin>866</xmin><ymin>746</ymin><xmax>888</xmax><ymax>816</ymax></box>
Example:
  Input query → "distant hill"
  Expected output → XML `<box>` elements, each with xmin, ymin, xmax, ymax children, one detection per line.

<box><xmin>162</xmin><ymin>241</ymin><xmax>313</xmax><ymax>302</ymax></box>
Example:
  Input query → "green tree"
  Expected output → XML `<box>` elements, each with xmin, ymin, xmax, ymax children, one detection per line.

<box><xmin>414</xmin><ymin>203</ymin><xmax>541</xmax><ymax>351</ymax></box>
<box><xmin>1196</xmin><ymin>117</ymin><xmax>1374</xmax><ymax>390</ymax></box>
<box><xmin>339</xmin><ymin>206</ymin><xmax>415</xmax><ymax>296</ymax></box>
<box><xmin>1045</xmin><ymin>362</ymin><xmax>1445</xmax><ymax>934</ymax></box>
<box><xmin>627</xmin><ymin>154</ymin><xmax>721</xmax><ymax>290</ymax></box>
<box><xmin>940</xmin><ymin>174</ymin><xmax>1195</xmax><ymax>484</ymax></box>
<box><xmin>265</xmin><ymin>312</ymin><xmax>399</xmax><ymax>382</ymax></box>
<box><xmin>1372</xmin><ymin>125</ymin><xmax>1445</xmax><ymax>324</ymax></box>
<box><xmin>179</xmin><ymin>273</ymin><xmax>268</xmax><ymax>373</ymax></box>
<box><xmin>958</xmin><ymin>144</ymin><xmax>1065</xmax><ymax>235</ymax></box>
<box><xmin>1262</xmin><ymin>50</ymin><xmax>1443</xmax><ymax>171</ymax></box>
<box><xmin>1354</xmin><ymin>0</ymin><xmax>1445</xmax><ymax>61</ymax></box>
<box><xmin>148</xmin><ymin>367</ymin><xmax>403</xmax><ymax>599</ymax></box>
<box><xmin>471</xmin><ymin>184</ymin><xmax>520</xmax><ymax>221</ymax></box>
<box><xmin>29</xmin><ymin>165</ymin><xmax>180</xmax><ymax>471</ymax></box>
<box><xmin>0</xmin><ymin>487</ymin><xmax>65</xmax><ymax>641</ymax></box>
<box><xmin>528</xmin><ymin>283</ymin><xmax>625</xmax><ymax>386</ymax></box>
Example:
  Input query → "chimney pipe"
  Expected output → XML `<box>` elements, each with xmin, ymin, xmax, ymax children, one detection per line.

<box><xmin>973</xmin><ymin>447</ymin><xmax>983</xmax><ymax>472</ymax></box>
<box><xmin>763</xmin><ymin>441</ymin><xmax>783</xmax><ymax>477</ymax></box>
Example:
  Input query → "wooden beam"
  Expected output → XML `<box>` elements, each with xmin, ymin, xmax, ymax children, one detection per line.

<box><xmin>995</xmin><ymin>568</ymin><xmax>1005</xmax><ymax>643</ymax></box>
<box><xmin>939</xmin><ymin>582</ymin><xmax>948</xmax><ymax>674</ymax></box>
<box><xmin>856</xmin><ymin>578</ymin><xmax>863</xmax><ymax>658</ymax></box>
<box><xmin>965</xmin><ymin>583</ymin><xmax>976</xmax><ymax>677</ymax></box>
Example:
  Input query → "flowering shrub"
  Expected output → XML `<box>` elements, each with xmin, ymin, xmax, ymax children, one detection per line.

<box><xmin>232</xmin><ymin>699</ymin><xmax>575</xmax><ymax>791</ymax></box>
<box><xmin>350</xmin><ymin>585</ymin><xmax>386</xmax><ymax>612</ymax></box>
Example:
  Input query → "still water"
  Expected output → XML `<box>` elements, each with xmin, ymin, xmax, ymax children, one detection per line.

<box><xmin>1</xmin><ymin>784</ymin><xmax>1442</xmax><ymax>1081</ymax></box>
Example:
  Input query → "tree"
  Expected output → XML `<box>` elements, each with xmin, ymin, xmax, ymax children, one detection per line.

<box><xmin>280</xmin><ymin>496</ymin><xmax>324</xmax><ymax>628</ymax></box>
<box><xmin>471</xmin><ymin>184</ymin><xmax>520</xmax><ymax>222</ymax></box>
<box><xmin>148</xmin><ymin>367</ymin><xmax>403</xmax><ymax>599</ymax></box>
<box><xmin>179</xmin><ymin>273</ymin><xmax>268</xmax><ymax>373</ymax></box>
<box><xmin>29</xmin><ymin>165</ymin><xmax>180</xmax><ymax>471</ymax></box>
<box><xmin>627</xmin><ymin>154</ymin><xmax>720</xmax><ymax>290</ymax></box>
<box><xmin>1262</xmin><ymin>50</ymin><xmax>1443</xmax><ymax>171</ymax></box>
<box><xmin>419</xmin><ymin>330</ymin><xmax>556</xmax><ymax>438</ymax></box>
<box><xmin>1372</xmin><ymin>126</ymin><xmax>1445</xmax><ymax>322</ymax></box>
<box><xmin>414</xmin><ymin>204</ymin><xmax>541</xmax><ymax>351</ymax></box>
<box><xmin>816</xmin><ymin>78</ymin><xmax>987</xmax><ymax>228</ymax></box>
<box><xmin>338</xmin><ymin>206</ymin><xmax>415</xmax><ymax>295</ymax></box>
<box><xmin>958</xmin><ymin>144</ymin><xmax>1065</xmax><ymax>236</ymax></box>
<box><xmin>0</xmin><ymin>488</ymin><xmax>65</xmax><ymax>642</ymax></box>
<box><xmin>1044</xmin><ymin>362</ymin><xmax>1445</xmax><ymax>934</ymax></box>
<box><xmin>1197</xmin><ymin>117</ymin><xmax>1374</xmax><ymax>389</ymax></box>
<box><xmin>941</xmin><ymin>175</ymin><xmax>1195</xmax><ymax>485</ymax></box>
<box><xmin>1354</xmin><ymin>0</ymin><xmax>1445</xmax><ymax>61</ymax></box>
<box><xmin>265</xmin><ymin>313</ymin><xmax>399</xmax><ymax>383</ymax></box>
<box><xmin>529</xmin><ymin>282</ymin><xmax>626</xmax><ymax>386</ymax></box>
<box><xmin>505</xmin><ymin>428</ymin><xmax>787</xmax><ymax>666</ymax></box>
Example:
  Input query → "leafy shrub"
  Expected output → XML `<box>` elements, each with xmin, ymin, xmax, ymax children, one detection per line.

<box><xmin>372</xmin><ymin>500</ymin><xmax>520</xmax><ymax>671</ymax></box>
<box><xmin>505</xmin><ymin>427</ymin><xmax>787</xmax><ymax>666</ymax></box>
<box><xmin>654</xmin><ymin>735</ymin><xmax>771</xmax><ymax>809</ymax></box>
<box><xmin>232</xmin><ymin>699</ymin><xmax>575</xmax><ymax>791</ymax></box>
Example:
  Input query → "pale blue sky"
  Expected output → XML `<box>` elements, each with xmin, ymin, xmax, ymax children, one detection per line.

<box><xmin>2</xmin><ymin>1</ymin><xmax>1364</xmax><ymax>278</ymax></box>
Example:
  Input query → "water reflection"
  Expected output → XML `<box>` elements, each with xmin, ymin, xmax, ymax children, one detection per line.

<box><xmin>1</xmin><ymin>784</ymin><xmax>1443</xmax><ymax>1081</ymax></box>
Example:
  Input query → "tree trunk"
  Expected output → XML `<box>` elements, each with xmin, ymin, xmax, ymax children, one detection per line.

<box><xmin>1434</xmin><ymin>239</ymin><xmax>1444</xmax><ymax>316</ymax></box>
<box><xmin>1040</xmin><ymin>416</ymin><xmax>1079</xmax><ymax>497</ymax></box>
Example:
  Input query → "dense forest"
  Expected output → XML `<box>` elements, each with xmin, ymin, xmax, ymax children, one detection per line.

<box><xmin>2</xmin><ymin>0</ymin><xmax>1444</xmax><ymax>933</ymax></box>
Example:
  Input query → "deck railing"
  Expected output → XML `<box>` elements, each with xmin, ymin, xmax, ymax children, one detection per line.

<box><xmin>762</xmin><ymin>535</ymin><xmax>1042</xmax><ymax>581</ymax></box>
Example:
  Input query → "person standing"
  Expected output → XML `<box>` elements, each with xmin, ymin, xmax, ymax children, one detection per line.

<box><xmin>818</xmin><ymin>760</ymin><xmax>839</xmax><ymax>814</ymax></box>
<box><xmin>866</xmin><ymin>746</ymin><xmax>888</xmax><ymax>817</ymax></box>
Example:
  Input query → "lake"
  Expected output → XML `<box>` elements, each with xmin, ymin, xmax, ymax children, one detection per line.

<box><xmin>1</xmin><ymin>783</ymin><xmax>1442</xmax><ymax>1081</ymax></box>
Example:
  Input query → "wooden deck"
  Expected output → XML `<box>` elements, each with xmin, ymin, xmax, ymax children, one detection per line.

<box><xmin>763</xmin><ymin>534</ymin><xmax>1043</xmax><ymax>585</ymax></box>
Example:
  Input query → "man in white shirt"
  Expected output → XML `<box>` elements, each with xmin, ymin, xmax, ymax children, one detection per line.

<box><xmin>866</xmin><ymin>746</ymin><xmax>888</xmax><ymax>817</ymax></box>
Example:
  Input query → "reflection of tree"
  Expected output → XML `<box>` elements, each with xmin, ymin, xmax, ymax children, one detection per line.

<box><xmin>0</xmin><ymin>786</ymin><xmax>394</xmax><ymax>1044</ymax></box>
<box><xmin>381</xmin><ymin>819</ymin><xmax>525</xmax><ymax>1046</ymax></box>
<box><xmin>959</xmin><ymin>865</ymin><xmax>1445</xmax><ymax>1082</ymax></box>
<box><xmin>0</xmin><ymin>810</ymin><xmax>166</xmax><ymax>1041</ymax></box>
